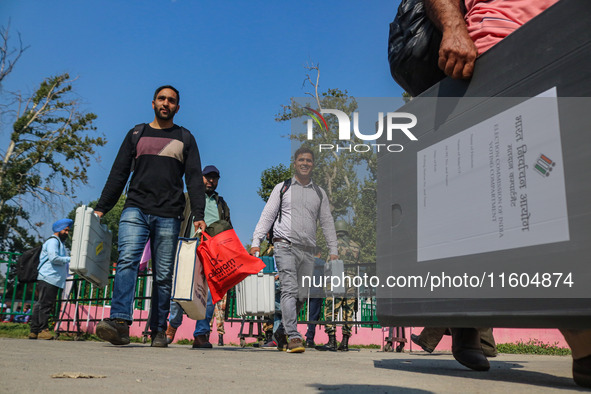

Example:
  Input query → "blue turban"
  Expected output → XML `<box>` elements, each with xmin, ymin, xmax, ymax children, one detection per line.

<box><xmin>52</xmin><ymin>218</ymin><xmax>74</xmax><ymax>233</ymax></box>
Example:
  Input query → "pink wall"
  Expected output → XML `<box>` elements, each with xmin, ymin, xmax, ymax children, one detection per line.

<box><xmin>56</xmin><ymin>304</ymin><xmax>569</xmax><ymax>350</ymax></box>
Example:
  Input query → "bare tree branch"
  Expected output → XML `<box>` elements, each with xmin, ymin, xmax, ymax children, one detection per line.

<box><xmin>302</xmin><ymin>63</ymin><xmax>352</xmax><ymax>200</ymax></box>
<box><xmin>0</xmin><ymin>20</ymin><xmax>29</xmax><ymax>85</ymax></box>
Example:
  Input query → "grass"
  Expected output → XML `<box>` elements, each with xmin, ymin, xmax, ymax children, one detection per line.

<box><xmin>0</xmin><ymin>324</ymin><xmax>572</xmax><ymax>355</ymax></box>
<box><xmin>497</xmin><ymin>339</ymin><xmax>571</xmax><ymax>356</ymax></box>
<box><xmin>0</xmin><ymin>322</ymin><xmax>138</xmax><ymax>342</ymax></box>
<box><xmin>350</xmin><ymin>344</ymin><xmax>381</xmax><ymax>349</ymax></box>
<box><xmin>0</xmin><ymin>323</ymin><xmax>30</xmax><ymax>338</ymax></box>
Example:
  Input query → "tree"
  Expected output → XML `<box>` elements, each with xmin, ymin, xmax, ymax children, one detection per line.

<box><xmin>0</xmin><ymin>25</ymin><xmax>105</xmax><ymax>251</ymax></box>
<box><xmin>273</xmin><ymin>64</ymin><xmax>377</xmax><ymax>261</ymax></box>
<box><xmin>250</xmin><ymin>163</ymin><xmax>292</xmax><ymax>254</ymax></box>
<box><xmin>257</xmin><ymin>163</ymin><xmax>292</xmax><ymax>203</ymax></box>
<box><xmin>402</xmin><ymin>91</ymin><xmax>412</xmax><ymax>103</ymax></box>
<box><xmin>0</xmin><ymin>20</ymin><xmax>28</xmax><ymax>84</ymax></box>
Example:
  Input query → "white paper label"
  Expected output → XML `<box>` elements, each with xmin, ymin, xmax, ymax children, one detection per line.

<box><xmin>417</xmin><ymin>88</ymin><xmax>569</xmax><ymax>262</ymax></box>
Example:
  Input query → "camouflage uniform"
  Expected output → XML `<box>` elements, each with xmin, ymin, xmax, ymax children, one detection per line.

<box><xmin>209</xmin><ymin>293</ymin><xmax>227</xmax><ymax>335</ymax></box>
<box><xmin>324</xmin><ymin>233</ymin><xmax>360</xmax><ymax>336</ymax></box>
<box><xmin>262</xmin><ymin>321</ymin><xmax>274</xmax><ymax>334</ymax></box>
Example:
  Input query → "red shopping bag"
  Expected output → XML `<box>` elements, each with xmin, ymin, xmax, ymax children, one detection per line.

<box><xmin>197</xmin><ymin>229</ymin><xmax>265</xmax><ymax>304</ymax></box>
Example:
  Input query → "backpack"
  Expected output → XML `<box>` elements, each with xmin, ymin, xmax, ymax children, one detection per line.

<box><xmin>16</xmin><ymin>236</ymin><xmax>59</xmax><ymax>284</ymax></box>
<box><xmin>387</xmin><ymin>0</ymin><xmax>446</xmax><ymax>96</ymax></box>
<box><xmin>129</xmin><ymin>123</ymin><xmax>192</xmax><ymax>172</ymax></box>
<box><xmin>268</xmin><ymin>178</ymin><xmax>323</xmax><ymax>244</ymax></box>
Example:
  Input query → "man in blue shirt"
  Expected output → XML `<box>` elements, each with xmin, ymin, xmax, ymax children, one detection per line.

<box><xmin>29</xmin><ymin>218</ymin><xmax>73</xmax><ymax>340</ymax></box>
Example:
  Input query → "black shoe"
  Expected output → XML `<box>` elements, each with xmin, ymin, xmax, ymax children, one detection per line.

<box><xmin>338</xmin><ymin>335</ymin><xmax>350</xmax><ymax>352</ymax></box>
<box><xmin>192</xmin><ymin>334</ymin><xmax>213</xmax><ymax>349</ymax></box>
<box><xmin>218</xmin><ymin>334</ymin><xmax>224</xmax><ymax>346</ymax></box>
<box><xmin>410</xmin><ymin>333</ymin><xmax>434</xmax><ymax>353</ymax></box>
<box><xmin>316</xmin><ymin>335</ymin><xmax>337</xmax><ymax>351</ymax></box>
<box><xmin>451</xmin><ymin>328</ymin><xmax>490</xmax><ymax>371</ymax></box>
<box><xmin>304</xmin><ymin>339</ymin><xmax>315</xmax><ymax>348</ymax></box>
<box><xmin>151</xmin><ymin>331</ymin><xmax>168</xmax><ymax>348</ymax></box>
<box><xmin>573</xmin><ymin>355</ymin><xmax>591</xmax><ymax>388</ymax></box>
<box><xmin>274</xmin><ymin>331</ymin><xmax>288</xmax><ymax>351</ymax></box>
<box><xmin>96</xmin><ymin>318</ymin><xmax>130</xmax><ymax>345</ymax></box>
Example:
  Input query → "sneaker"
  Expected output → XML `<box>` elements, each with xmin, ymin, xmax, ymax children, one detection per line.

<box><xmin>274</xmin><ymin>331</ymin><xmax>288</xmax><ymax>352</ymax></box>
<box><xmin>151</xmin><ymin>331</ymin><xmax>168</xmax><ymax>348</ymax></box>
<box><xmin>38</xmin><ymin>329</ymin><xmax>53</xmax><ymax>340</ymax></box>
<box><xmin>410</xmin><ymin>333</ymin><xmax>434</xmax><ymax>353</ymax></box>
<box><xmin>166</xmin><ymin>325</ymin><xmax>177</xmax><ymax>344</ymax></box>
<box><xmin>28</xmin><ymin>332</ymin><xmax>38</xmax><ymax>340</ymax></box>
<box><xmin>96</xmin><ymin>318</ymin><xmax>130</xmax><ymax>345</ymax></box>
<box><xmin>261</xmin><ymin>338</ymin><xmax>277</xmax><ymax>348</ymax></box>
<box><xmin>192</xmin><ymin>334</ymin><xmax>213</xmax><ymax>349</ymax></box>
<box><xmin>286</xmin><ymin>338</ymin><xmax>305</xmax><ymax>353</ymax></box>
<box><xmin>218</xmin><ymin>334</ymin><xmax>224</xmax><ymax>346</ymax></box>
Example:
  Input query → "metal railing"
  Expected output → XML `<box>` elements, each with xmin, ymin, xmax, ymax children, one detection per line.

<box><xmin>0</xmin><ymin>251</ymin><xmax>152</xmax><ymax>335</ymax></box>
<box><xmin>0</xmin><ymin>251</ymin><xmax>38</xmax><ymax>322</ymax></box>
<box><xmin>1</xmin><ymin>251</ymin><xmax>379</xmax><ymax>336</ymax></box>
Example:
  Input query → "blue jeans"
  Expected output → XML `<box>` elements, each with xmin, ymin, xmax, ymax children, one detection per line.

<box><xmin>169</xmin><ymin>301</ymin><xmax>184</xmax><ymax>329</ymax></box>
<box><xmin>193</xmin><ymin>291</ymin><xmax>214</xmax><ymax>337</ymax></box>
<box><xmin>170</xmin><ymin>294</ymin><xmax>215</xmax><ymax>336</ymax></box>
<box><xmin>110</xmin><ymin>207</ymin><xmax>180</xmax><ymax>333</ymax></box>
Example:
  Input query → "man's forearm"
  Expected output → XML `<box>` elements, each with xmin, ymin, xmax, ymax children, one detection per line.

<box><xmin>424</xmin><ymin>0</ymin><xmax>477</xmax><ymax>79</ymax></box>
<box><xmin>423</xmin><ymin>0</ymin><xmax>464</xmax><ymax>33</ymax></box>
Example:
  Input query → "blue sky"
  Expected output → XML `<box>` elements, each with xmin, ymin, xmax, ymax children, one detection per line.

<box><xmin>1</xmin><ymin>0</ymin><xmax>404</xmax><ymax>245</ymax></box>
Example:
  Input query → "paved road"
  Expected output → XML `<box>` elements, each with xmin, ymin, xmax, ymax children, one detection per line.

<box><xmin>0</xmin><ymin>337</ymin><xmax>582</xmax><ymax>393</ymax></box>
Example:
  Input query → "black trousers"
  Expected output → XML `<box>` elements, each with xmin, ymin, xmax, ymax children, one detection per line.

<box><xmin>305</xmin><ymin>298</ymin><xmax>324</xmax><ymax>342</ymax></box>
<box><xmin>29</xmin><ymin>280</ymin><xmax>59</xmax><ymax>333</ymax></box>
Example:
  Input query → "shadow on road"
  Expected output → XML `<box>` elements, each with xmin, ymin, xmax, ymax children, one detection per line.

<box><xmin>310</xmin><ymin>383</ymin><xmax>431</xmax><ymax>393</ymax></box>
<box><xmin>373</xmin><ymin>358</ymin><xmax>577</xmax><ymax>391</ymax></box>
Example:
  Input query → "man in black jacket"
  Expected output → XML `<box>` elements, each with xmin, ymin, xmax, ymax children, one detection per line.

<box><xmin>94</xmin><ymin>85</ymin><xmax>206</xmax><ymax>348</ymax></box>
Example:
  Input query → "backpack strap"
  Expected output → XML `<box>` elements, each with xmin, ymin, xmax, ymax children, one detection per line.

<box><xmin>130</xmin><ymin>123</ymin><xmax>146</xmax><ymax>172</ymax></box>
<box><xmin>38</xmin><ymin>235</ymin><xmax>60</xmax><ymax>270</ymax></box>
<box><xmin>311</xmin><ymin>183</ymin><xmax>323</xmax><ymax>204</ymax></box>
<box><xmin>217</xmin><ymin>195</ymin><xmax>231</xmax><ymax>224</ymax></box>
<box><xmin>311</xmin><ymin>183</ymin><xmax>324</xmax><ymax>220</ymax></box>
<box><xmin>180</xmin><ymin>126</ymin><xmax>191</xmax><ymax>163</ymax></box>
<box><xmin>277</xmin><ymin>178</ymin><xmax>292</xmax><ymax>223</ymax></box>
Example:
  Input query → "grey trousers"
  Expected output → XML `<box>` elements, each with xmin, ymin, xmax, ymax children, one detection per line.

<box><xmin>274</xmin><ymin>242</ymin><xmax>314</xmax><ymax>339</ymax></box>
